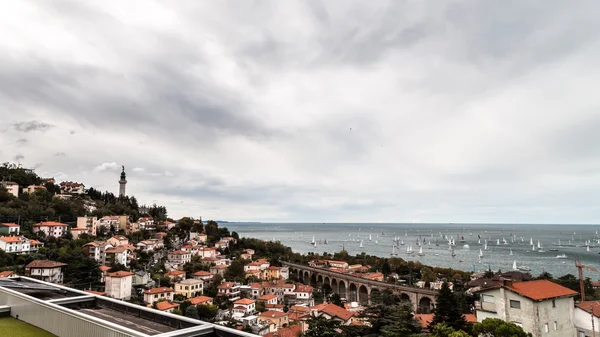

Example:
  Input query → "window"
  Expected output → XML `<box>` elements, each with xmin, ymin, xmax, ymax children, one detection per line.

<box><xmin>544</xmin><ymin>323</ymin><xmax>549</xmax><ymax>333</ymax></box>
<box><xmin>482</xmin><ymin>295</ymin><xmax>495</xmax><ymax>303</ymax></box>
<box><xmin>552</xmin><ymin>299</ymin><xmax>556</xmax><ymax>308</ymax></box>
<box><xmin>509</xmin><ymin>300</ymin><xmax>521</xmax><ymax>309</ymax></box>
<box><xmin>554</xmin><ymin>321</ymin><xmax>557</xmax><ymax>330</ymax></box>
<box><xmin>580</xmin><ymin>331</ymin><xmax>587</xmax><ymax>337</ymax></box>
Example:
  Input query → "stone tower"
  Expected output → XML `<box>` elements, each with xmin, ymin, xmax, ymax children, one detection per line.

<box><xmin>119</xmin><ymin>166</ymin><xmax>127</xmax><ymax>197</ymax></box>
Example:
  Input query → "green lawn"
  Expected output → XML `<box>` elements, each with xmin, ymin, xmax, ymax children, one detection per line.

<box><xmin>0</xmin><ymin>317</ymin><xmax>57</xmax><ymax>337</ymax></box>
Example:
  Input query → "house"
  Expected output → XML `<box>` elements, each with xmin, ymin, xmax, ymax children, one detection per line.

<box><xmin>245</xmin><ymin>261</ymin><xmax>264</xmax><ymax>272</ymax></box>
<box><xmin>308</xmin><ymin>260</ymin><xmax>327</xmax><ymax>268</ymax></box>
<box><xmin>0</xmin><ymin>271</ymin><xmax>15</xmax><ymax>278</ymax></box>
<box><xmin>233</xmin><ymin>298</ymin><xmax>256</xmax><ymax>317</ymax></box>
<box><xmin>70</xmin><ymin>227</ymin><xmax>88</xmax><ymax>239</ymax></box>
<box><xmin>210</xmin><ymin>264</ymin><xmax>228</xmax><ymax>276</ymax></box>
<box><xmin>136</xmin><ymin>240</ymin><xmax>158</xmax><ymax>252</ymax></box>
<box><xmin>24</xmin><ymin>185</ymin><xmax>47</xmax><ymax>194</ymax></box>
<box><xmin>326</xmin><ymin>260</ymin><xmax>349</xmax><ymax>271</ymax></box>
<box><xmin>107</xmin><ymin>235</ymin><xmax>129</xmax><ymax>247</ymax></box>
<box><xmin>360</xmin><ymin>272</ymin><xmax>384</xmax><ymax>282</ymax></box>
<box><xmin>189</xmin><ymin>296</ymin><xmax>213</xmax><ymax>306</ymax></box>
<box><xmin>414</xmin><ymin>313</ymin><xmax>477</xmax><ymax>332</ymax></box>
<box><xmin>32</xmin><ymin>221</ymin><xmax>68</xmax><ymax>238</ymax></box>
<box><xmin>83</xmin><ymin>241</ymin><xmax>110</xmax><ymax>263</ymax></box>
<box><xmin>76</xmin><ymin>216</ymin><xmax>98</xmax><ymax>236</ymax></box>
<box><xmin>0</xmin><ymin>236</ymin><xmax>31</xmax><ymax>254</ymax></box>
<box><xmin>165</xmin><ymin>221</ymin><xmax>177</xmax><ymax>230</ymax></box>
<box><xmin>166</xmin><ymin>270</ymin><xmax>186</xmax><ymax>282</ymax></box>
<box><xmin>174</xmin><ymin>279</ymin><xmax>204</xmax><ymax>299</ymax></box>
<box><xmin>259</xmin><ymin>310</ymin><xmax>289</xmax><ymax>328</ymax></box>
<box><xmin>244</xmin><ymin>282</ymin><xmax>264</xmax><ymax>300</ymax></box>
<box><xmin>155</xmin><ymin>301</ymin><xmax>179</xmax><ymax>313</ymax></box>
<box><xmin>218</xmin><ymin>282</ymin><xmax>241</xmax><ymax>301</ymax></box>
<box><xmin>104</xmin><ymin>246</ymin><xmax>131</xmax><ymax>267</ymax></box>
<box><xmin>197</xmin><ymin>233</ymin><xmax>207</xmax><ymax>243</ymax></box>
<box><xmin>59</xmin><ymin>181</ymin><xmax>85</xmax><ymax>194</ymax></box>
<box><xmin>264</xmin><ymin>325</ymin><xmax>302</xmax><ymax>337</ymax></box>
<box><xmin>310</xmin><ymin>303</ymin><xmax>355</xmax><ymax>325</ymax></box>
<box><xmin>144</xmin><ymin>287</ymin><xmax>174</xmax><ymax>306</ymax></box>
<box><xmin>99</xmin><ymin>265</ymin><xmax>111</xmax><ymax>283</ymax></box>
<box><xmin>475</xmin><ymin>279</ymin><xmax>578</xmax><ymax>337</ymax></box>
<box><xmin>264</xmin><ymin>266</ymin><xmax>281</xmax><ymax>280</ymax></box>
<box><xmin>29</xmin><ymin>239</ymin><xmax>43</xmax><ymax>252</ymax></box>
<box><xmin>133</xmin><ymin>271</ymin><xmax>154</xmax><ymax>287</ymax></box>
<box><xmin>280</xmin><ymin>266</ymin><xmax>289</xmax><ymax>280</ymax></box>
<box><xmin>0</xmin><ymin>223</ymin><xmax>20</xmax><ymax>235</ymax></box>
<box><xmin>168</xmin><ymin>250</ymin><xmax>191</xmax><ymax>265</ymax></box>
<box><xmin>245</xmin><ymin>269</ymin><xmax>262</xmax><ymax>279</ymax></box>
<box><xmin>1</xmin><ymin>181</ymin><xmax>19</xmax><ymax>197</ymax></box>
<box><xmin>215</xmin><ymin>241</ymin><xmax>229</xmax><ymax>250</ymax></box>
<box><xmin>264</xmin><ymin>280</ymin><xmax>295</xmax><ymax>302</ymax></box>
<box><xmin>574</xmin><ymin>301</ymin><xmax>600</xmax><ymax>337</ymax></box>
<box><xmin>198</xmin><ymin>247</ymin><xmax>217</xmax><ymax>258</ymax></box>
<box><xmin>25</xmin><ymin>260</ymin><xmax>66</xmax><ymax>284</ymax></box>
<box><xmin>192</xmin><ymin>270</ymin><xmax>213</xmax><ymax>282</ymax></box>
<box><xmin>104</xmin><ymin>271</ymin><xmax>134</xmax><ymax>300</ymax></box>
<box><xmin>137</xmin><ymin>217</ymin><xmax>155</xmax><ymax>231</ymax></box>
<box><xmin>258</xmin><ymin>294</ymin><xmax>278</xmax><ymax>306</ymax></box>
<box><xmin>294</xmin><ymin>284</ymin><xmax>314</xmax><ymax>306</ymax></box>
<box><xmin>288</xmin><ymin>305</ymin><xmax>310</xmax><ymax>322</ymax></box>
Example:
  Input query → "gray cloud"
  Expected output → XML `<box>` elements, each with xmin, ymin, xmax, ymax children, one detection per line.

<box><xmin>1</xmin><ymin>1</ymin><xmax>600</xmax><ymax>223</ymax></box>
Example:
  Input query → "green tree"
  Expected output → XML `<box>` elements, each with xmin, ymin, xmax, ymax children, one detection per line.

<box><xmin>429</xmin><ymin>282</ymin><xmax>466</xmax><ymax>332</ymax></box>
<box><xmin>363</xmin><ymin>301</ymin><xmax>420</xmax><ymax>336</ymax></box>
<box><xmin>197</xmin><ymin>304</ymin><xmax>218</xmax><ymax>321</ymax></box>
<box><xmin>256</xmin><ymin>302</ymin><xmax>266</xmax><ymax>313</ymax></box>
<box><xmin>301</xmin><ymin>314</ymin><xmax>342</xmax><ymax>337</ymax></box>
<box><xmin>329</xmin><ymin>293</ymin><xmax>343</xmax><ymax>307</ymax></box>
<box><xmin>184</xmin><ymin>305</ymin><xmax>200</xmax><ymax>319</ymax></box>
<box><xmin>224</xmin><ymin>259</ymin><xmax>246</xmax><ymax>282</ymax></box>
<box><xmin>473</xmin><ymin>318</ymin><xmax>532</xmax><ymax>337</ymax></box>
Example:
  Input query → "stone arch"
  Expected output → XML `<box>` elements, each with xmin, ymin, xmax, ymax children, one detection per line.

<box><xmin>339</xmin><ymin>280</ymin><xmax>347</xmax><ymax>299</ymax></box>
<box><xmin>303</xmin><ymin>271</ymin><xmax>310</xmax><ymax>285</ymax></box>
<box><xmin>310</xmin><ymin>273</ymin><xmax>317</xmax><ymax>288</ymax></box>
<box><xmin>349</xmin><ymin>283</ymin><xmax>358</xmax><ymax>302</ymax></box>
<box><xmin>400</xmin><ymin>293</ymin><xmax>411</xmax><ymax>303</ymax></box>
<box><xmin>331</xmin><ymin>278</ymin><xmax>338</xmax><ymax>294</ymax></box>
<box><xmin>323</xmin><ymin>276</ymin><xmax>331</xmax><ymax>286</ymax></box>
<box><xmin>418</xmin><ymin>296</ymin><xmax>433</xmax><ymax>314</ymax></box>
<box><xmin>358</xmin><ymin>285</ymin><xmax>369</xmax><ymax>304</ymax></box>
<box><xmin>317</xmin><ymin>274</ymin><xmax>324</xmax><ymax>287</ymax></box>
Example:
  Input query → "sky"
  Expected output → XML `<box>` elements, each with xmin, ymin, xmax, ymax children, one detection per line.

<box><xmin>1</xmin><ymin>1</ymin><xmax>600</xmax><ymax>223</ymax></box>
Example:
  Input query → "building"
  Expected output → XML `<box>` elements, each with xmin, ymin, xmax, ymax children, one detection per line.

<box><xmin>107</xmin><ymin>235</ymin><xmax>129</xmax><ymax>247</ymax></box>
<box><xmin>258</xmin><ymin>294</ymin><xmax>278</xmax><ymax>306</ymax></box>
<box><xmin>132</xmin><ymin>271</ymin><xmax>154</xmax><ymax>287</ymax></box>
<box><xmin>310</xmin><ymin>303</ymin><xmax>355</xmax><ymax>325</ymax></box>
<box><xmin>32</xmin><ymin>221</ymin><xmax>68</xmax><ymax>238</ymax></box>
<box><xmin>118</xmin><ymin>166</ymin><xmax>127</xmax><ymax>197</ymax></box>
<box><xmin>264</xmin><ymin>266</ymin><xmax>281</xmax><ymax>280</ymax></box>
<box><xmin>0</xmin><ymin>271</ymin><xmax>15</xmax><ymax>278</ymax></box>
<box><xmin>155</xmin><ymin>301</ymin><xmax>179</xmax><ymax>313</ymax></box>
<box><xmin>24</xmin><ymin>185</ymin><xmax>47</xmax><ymax>194</ymax></box>
<box><xmin>258</xmin><ymin>310</ymin><xmax>289</xmax><ymax>328</ymax></box>
<box><xmin>475</xmin><ymin>279</ymin><xmax>578</xmax><ymax>337</ymax></box>
<box><xmin>70</xmin><ymin>227</ymin><xmax>88</xmax><ymax>239</ymax></box>
<box><xmin>1</xmin><ymin>181</ymin><xmax>19</xmax><ymax>197</ymax></box>
<box><xmin>189</xmin><ymin>296</ymin><xmax>213</xmax><ymax>306</ymax></box>
<box><xmin>168</xmin><ymin>250</ymin><xmax>192</xmax><ymax>265</ymax></box>
<box><xmin>192</xmin><ymin>270</ymin><xmax>213</xmax><ymax>282</ymax></box>
<box><xmin>166</xmin><ymin>270</ymin><xmax>186</xmax><ymax>282</ymax></box>
<box><xmin>264</xmin><ymin>325</ymin><xmax>302</xmax><ymax>337</ymax></box>
<box><xmin>76</xmin><ymin>216</ymin><xmax>98</xmax><ymax>236</ymax></box>
<box><xmin>104</xmin><ymin>246</ymin><xmax>131</xmax><ymax>267</ymax></box>
<box><xmin>144</xmin><ymin>287</ymin><xmax>174</xmax><ymax>306</ymax></box>
<box><xmin>218</xmin><ymin>282</ymin><xmax>241</xmax><ymax>301</ymax></box>
<box><xmin>25</xmin><ymin>260</ymin><xmax>66</xmax><ymax>284</ymax></box>
<box><xmin>210</xmin><ymin>264</ymin><xmax>228</xmax><ymax>276</ymax></box>
<box><xmin>0</xmin><ymin>236</ymin><xmax>31</xmax><ymax>254</ymax></box>
<box><xmin>574</xmin><ymin>301</ymin><xmax>600</xmax><ymax>337</ymax></box>
<box><xmin>104</xmin><ymin>271</ymin><xmax>133</xmax><ymax>300</ymax></box>
<box><xmin>294</xmin><ymin>284</ymin><xmax>314</xmax><ymax>306</ymax></box>
<box><xmin>233</xmin><ymin>298</ymin><xmax>256</xmax><ymax>317</ymax></box>
<box><xmin>174</xmin><ymin>279</ymin><xmax>204</xmax><ymax>299</ymax></box>
<box><xmin>59</xmin><ymin>181</ymin><xmax>85</xmax><ymax>194</ymax></box>
<box><xmin>0</xmin><ymin>223</ymin><xmax>20</xmax><ymax>235</ymax></box>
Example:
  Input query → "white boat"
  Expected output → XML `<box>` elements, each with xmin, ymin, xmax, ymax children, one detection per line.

<box><xmin>512</xmin><ymin>260</ymin><xmax>518</xmax><ymax>270</ymax></box>
<box><xmin>311</xmin><ymin>236</ymin><xmax>315</xmax><ymax>244</ymax></box>
<box><xmin>509</xmin><ymin>249</ymin><xmax>513</xmax><ymax>256</ymax></box>
<box><xmin>556</xmin><ymin>254</ymin><xmax>567</xmax><ymax>259</ymax></box>
<box><xmin>497</xmin><ymin>239</ymin><xmax>500</xmax><ymax>245</ymax></box>
<box><xmin>375</xmin><ymin>240</ymin><xmax>378</xmax><ymax>244</ymax></box>
<box><xmin>359</xmin><ymin>241</ymin><xmax>363</xmax><ymax>248</ymax></box>
<box><xmin>418</xmin><ymin>246</ymin><xmax>425</xmax><ymax>256</ymax></box>
<box><xmin>391</xmin><ymin>245</ymin><xmax>397</xmax><ymax>256</ymax></box>
<box><xmin>369</xmin><ymin>234</ymin><xmax>372</xmax><ymax>241</ymax></box>
<box><xmin>484</xmin><ymin>241</ymin><xmax>488</xmax><ymax>250</ymax></box>
<box><xmin>530</xmin><ymin>237</ymin><xmax>534</xmax><ymax>246</ymax></box>
<box><xmin>479</xmin><ymin>249</ymin><xmax>484</xmax><ymax>258</ymax></box>
<box><xmin>406</xmin><ymin>245</ymin><xmax>414</xmax><ymax>255</ymax></box>
<box><xmin>587</xmin><ymin>246</ymin><xmax>591</xmax><ymax>252</ymax></box>
<box><xmin>514</xmin><ymin>260</ymin><xmax>531</xmax><ymax>271</ymax></box>
<box><xmin>400</xmin><ymin>240</ymin><xmax>405</xmax><ymax>245</ymax></box>
<box><xmin>531</xmin><ymin>245</ymin><xmax>536</xmax><ymax>252</ymax></box>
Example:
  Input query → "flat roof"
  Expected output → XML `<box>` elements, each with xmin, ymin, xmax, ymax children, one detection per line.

<box><xmin>74</xmin><ymin>307</ymin><xmax>176</xmax><ymax>335</ymax></box>
<box><xmin>0</xmin><ymin>278</ymin><xmax>82</xmax><ymax>300</ymax></box>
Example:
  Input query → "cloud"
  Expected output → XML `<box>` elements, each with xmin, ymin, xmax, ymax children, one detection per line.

<box><xmin>54</xmin><ymin>152</ymin><xmax>66</xmax><ymax>157</ymax></box>
<box><xmin>1</xmin><ymin>1</ymin><xmax>600</xmax><ymax>223</ymax></box>
<box><xmin>14</xmin><ymin>154</ymin><xmax>24</xmax><ymax>162</ymax></box>
<box><xmin>13</xmin><ymin>121</ymin><xmax>54</xmax><ymax>133</ymax></box>
<box><xmin>93</xmin><ymin>162</ymin><xmax>120</xmax><ymax>172</ymax></box>
<box><xmin>16</xmin><ymin>138</ymin><xmax>27</xmax><ymax>146</ymax></box>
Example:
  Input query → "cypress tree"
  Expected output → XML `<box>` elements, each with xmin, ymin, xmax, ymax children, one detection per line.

<box><xmin>428</xmin><ymin>282</ymin><xmax>466</xmax><ymax>331</ymax></box>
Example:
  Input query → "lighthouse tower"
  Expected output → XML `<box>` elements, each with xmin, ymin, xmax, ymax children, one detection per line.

<box><xmin>119</xmin><ymin>166</ymin><xmax>127</xmax><ymax>197</ymax></box>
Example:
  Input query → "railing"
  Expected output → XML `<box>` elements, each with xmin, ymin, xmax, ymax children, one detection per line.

<box><xmin>283</xmin><ymin>262</ymin><xmax>439</xmax><ymax>296</ymax></box>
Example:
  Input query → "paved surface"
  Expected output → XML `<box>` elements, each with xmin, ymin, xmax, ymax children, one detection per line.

<box><xmin>77</xmin><ymin>307</ymin><xmax>177</xmax><ymax>335</ymax></box>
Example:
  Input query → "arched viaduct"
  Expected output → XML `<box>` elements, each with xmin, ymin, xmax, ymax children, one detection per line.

<box><xmin>283</xmin><ymin>261</ymin><xmax>438</xmax><ymax>313</ymax></box>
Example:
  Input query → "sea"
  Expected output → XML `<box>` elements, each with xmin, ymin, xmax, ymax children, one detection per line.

<box><xmin>225</xmin><ymin>222</ymin><xmax>600</xmax><ymax>278</ymax></box>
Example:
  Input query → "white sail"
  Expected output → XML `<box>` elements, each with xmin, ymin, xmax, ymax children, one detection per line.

<box><xmin>530</xmin><ymin>237</ymin><xmax>534</xmax><ymax>245</ymax></box>
<box><xmin>510</xmin><ymin>249</ymin><xmax>513</xmax><ymax>256</ymax></box>
<box><xmin>418</xmin><ymin>246</ymin><xmax>424</xmax><ymax>255</ymax></box>
<box><xmin>479</xmin><ymin>249</ymin><xmax>483</xmax><ymax>258</ymax></box>
<box><xmin>497</xmin><ymin>239</ymin><xmax>500</xmax><ymax>245</ymax></box>
<box><xmin>311</xmin><ymin>236</ymin><xmax>315</xmax><ymax>244</ymax></box>
<box><xmin>587</xmin><ymin>245</ymin><xmax>591</xmax><ymax>252</ymax></box>
<box><xmin>537</xmin><ymin>240</ymin><xmax>542</xmax><ymax>249</ymax></box>
<box><xmin>391</xmin><ymin>245</ymin><xmax>397</xmax><ymax>256</ymax></box>
<box><xmin>369</xmin><ymin>234</ymin><xmax>372</xmax><ymax>241</ymax></box>
<box><xmin>513</xmin><ymin>260</ymin><xmax>518</xmax><ymax>270</ymax></box>
<box><xmin>484</xmin><ymin>241</ymin><xmax>488</xmax><ymax>250</ymax></box>
<box><xmin>532</xmin><ymin>244</ymin><xmax>536</xmax><ymax>251</ymax></box>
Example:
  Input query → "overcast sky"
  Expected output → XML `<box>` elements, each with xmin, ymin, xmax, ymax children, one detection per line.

<box><xmin>1</xmin><ymin>1</ymin><xmax>600</xmax><ymax>223</ymax></box>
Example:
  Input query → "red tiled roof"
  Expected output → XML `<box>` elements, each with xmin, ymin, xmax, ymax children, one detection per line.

<box><xmin>169</xmin><ymin>250</ymin><xmax>190</xmax><ymax>255</ymax></box>
<box><xmin>295</xmin><ymin>284</ymin><xmax>313</xmax><ymax>293</ymax></box>
<box><xmin>576</xmin><ymin>301</ymin><xmax>600</xmax><ymax>317</ymax></box>
<box><xmin>99</xmin><ymin>266</ymin><xmax>111</xmax><ymax>272</ymax></box>
<box><xmin>144</xmin><ymin>287</ymin><xmax>173</xmax><ymax>295</ymax></box>
<box><xmin>84</xmin><ymin>290</ymin><xmax>106</xmax><ymax>296</ymax></box>
<box><xmin>259</xmin><ymin>294</ymin><xmax>278</xmax><ymax>301</ymax></box>
<box><xmin>0</xmin><ymin>223</ymin><xmax>19</xmax><ymax>227</ymax></box>
<box><xmin>107</xmin><ymin>271</ymin><xmax>134</xmax><ymax>278</ymax></box>
<box><xmin>26</xmin><ymin>260</ymin><xmax>66</xmax><ymax>268</ymax></box>
<box><xmin>193</xmin><ymin>271</ymin><xmax>212</xmax><ymax>276</ymax></box>
<box><xmin>156</xmin><ymin>301</ymin><xmax>179</xmax><ymax>311</ymax></box>
<box><xmin>105</xmin><ymin>246</ymin><xmax>129</xmax><ymax>253</ymax></box>
<box><xmin>264</xmin><ymin>325</ymin><xmax>301</xmax><ymax>337</ymax></box>
<box><xmin>320</xmin><ymin>303</ymin><xmax>354</xmax><ymax>321</ymax></box>
<box><xmin>0</xmin><ymin>271</ymin><xmax>15</xmax><ymax>278</ymax></box>
<box><xmin>234</xmin><ymin>298</ymin><xmax>256</xmax><ymax>305</ymax></box>
<box><xmin>166</xmin><ymin>270</ymin><xmax>185</xmax><ymax>276</ymax></box>
<box><xmin>259</xmin><ymin>310</ymin><xmax>287</xmax><ymax>319</ymax></box>
<box><xmin>33</xmin><ymin>221</ymin><xmax>68</xmax><ymax>227</ymax></box>
<box><xmin>189</xmin><ymin>296</ymin><xmax>213</xmax><ymax>305</ymax></box>
<box><xmin>29</xmin><ymin>240</ymin><xmax>41</xmax><ymax>245</ymax></box>
<box><xmin>218</xmin><ymin>282</ymin><xmax>237</xmax><ymax>289</ymax></box>
<box><xmin>506</xmin><ymin>280</ymin><xmax>578</xmax><ymax>301</ymax></box>
<box><xmin>266</xmin><ymin>304</ymin><xmax>284</xmax><ymax>310</ymax></box>
<box><xmin>70</xmin><ymin>228</ymin><xmax>87</xmax><ymax>231</ymax></box>
<box><xmin>415</xmin><ymin>314</ymin><xmax>477</xmax><ymax>328</ymax></box>
<box><xmin>0</xmin><ymin>236</ymin><xmax>25</xmax><ymax>243</ymax></box>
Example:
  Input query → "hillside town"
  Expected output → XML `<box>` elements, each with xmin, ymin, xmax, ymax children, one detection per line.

<box><xmin>1</xmin><ymin>165</ymin><xmax>599</xmax><ymax>337</ymax></box>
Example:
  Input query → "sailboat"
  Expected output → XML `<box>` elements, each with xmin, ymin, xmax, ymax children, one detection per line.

<box><xmin>479</xmin><ymin>249</ymin><xmax>484</xmax><ymax>259</ymax></box>
<box><xmin>537</xmin><ymin>240</ymin><xmax>544</xmax><ymax>252</ymax></box>
<box><xmin>587</xmin><ymin>245</ymin><xmax>591</xmax><ymax>252</ymax></box>
<box><xmin>406</xmin><ymin>245</ymin><xmax>414</xmax><ymax>255</ymax></box>
<box><xmin>359</xmin><ymin>240</ymin><xmax>364</xmax><ymax>248</ymax></box>
<box><xmin>530</xmin><ymin>237</ymin><xmax>534</xmax><ymax>246</ymax></box>
<box><xmin>418</xmin><ymin>246</ymin><xmax>425</xmax><ymax>256</ymax></box>
<box><xmin>497</xmin><ymin>239</ymin><xmax>500</xmax><ymax>246</ymax></box>
<box><xmin>311</xmin><ymin>236</ymin><xmax>315</xmax><ymax>245</ymax></box>
<box><xmin>517</xmin><ymin>261</ymin><xmax>531</xmax><ymax>271</ymax></box>
<box><xmin>512</xmin><ymin>260</ymin><xmax>518</xmax><ymax>270</ymax></box>
<box><xmin>400</xmin><ymin>240</ymin><xmax>405</xmax><ymax>245</ymax></box>
<box><xmin>391</xmin><ymin>245</ymin><xmax>397</xmax><ymax>256</ymax></box>
<box><xmin>324</xmin><ymin>239</ymin><xmax>328</xmax><ymax>244</ymax></box>
<box><xmin>532</xmin><ymin>244</ymin><xmax>536</xmax><ymax>252</ymax></box>
<box><xmin>556</xmin><ymin>254</ymin><xmax>567</xmax><ymax>259</ymax></box>
<box><xmin>484</xmin><ymin>241</ymin><xmax>488</xmax><ymax>251</ymax></box>
<box><xmin>369</xmin><ymin>234</ymin><xmax>372</xmax><ymax>241</ymax></box>
<box><xmin>510</xmin><ymin>249</ymin><xmax>513</xmax><ymax>256</ymax></box>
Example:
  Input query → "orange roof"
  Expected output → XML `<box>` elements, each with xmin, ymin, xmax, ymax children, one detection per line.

<box><xmin>169</xmin><ymin>250</ymin><xmax>190</xmax><ymax>255</ymax></box>
<box><xmin>193</xmin><ymin>271</ymin><xmax>212</xmax><ymax>276</ymax></box>
<box><xmin>290</xmin><ymin>305</ymin><xmax>310</xmax><ymax>313</ymax></box>
<box><xmin>266</xmin><ymin>304</ymin><xmax>284</xmax><ymax>310</ymax></box>
<box><xmin>264</xmin><ymin>325</ymin><xmax>301</xmax><ymax>337</ymax></box>
<box><xmin>0</xmin><ymin>271</ymin><xmax>15</xmax><ymax>278</ymax></box>
<box><xmin>288</xmin><ymin>311</ymin><xmax>309</xmax><ymax>321</ymax></box>
<box><xmin>33</xmin><ymin>221</ymin><xmax>68</xmax><ymax>227</ymax></box>
<box><xmin>105</xmin><ymin>246</ymin><xmax>129</xmax><ymax>253</ymax></box>
<box><xmin>107</xmin><ymin>271</ymin><xmax>134</xmax><ymax>278</ymax></box>
<box><xmin>99</xmin><ymin>265</ymin><xmax>111</xmax><ymax>272</ymax></box>
<box><xmin>26</xmin><ymin>260</ymin><xmax>66</xmax><ymax>268</ymax></box>
<box><xmin>218</xmin><ymin>282</ymin><xmax>237</xmax><ymax>289</ymax></box>
<box><xmin>0</xmin><ymin>236</ymin><xmax>25</xmax><ymax>243</ymax></box>
<box><xmin>295</xmin><ymin>284</ymin><xmax>313</xmax><ymax>293</ymax></box>
<box><xmin>29</xmin><ymin>240</ymin><xmax>41</xmax><ymax>245</ymax></box>
<box><xmin>260</xmin><ymin>310</ymin><xmax>287</xmax><ymax>319</ymax></box>
<box><xmin>166</xmin><ymin>270</ymin><xmax>185</xmax><ymax>276</ymax></box>
<box><xmin>70</xmin><ymin>227</ymin><xmax>87</xmax><ymax>231</ymax></box>
<box><xmin>0</xmin><ymin>223</ymin><xmax>19</xmax><ymax>227</ymax></box>
<box><xmin>576</xmin><ymin>301</ymin><xmax>600</xmax><ymax>317</ymax></box>
<box><xmin>415</xmin><ymin>314</ymin><xmax>477</xmax><ymax>328</ymax></box>
<box><xmin>259</xmin><ymin>294</ymin><xmax>278</xmax><ymax>301</ymax></box>
<box><xmin>234</xmin><ymin>298</ymin><xmax>256</xmax><ymax>305</ymax></box>
<box><xmin>505</xmin><ymin>280</ymin><xmax>578</xmax><ymax>301</ymax></box>
<box><xmin>320</xmin><ymin>303</ymin><xmax>354</xmax><ymax>321</ymax></box>
<box><xmin>267</xmin><ymin>266</ymin><xmax>281</xmax><ymax>271</ymax></box>
<box><xmin>189</xmin><ymin>296</ymin><xmax>213</xmax><ymax>305</ymax></box>
<box><xmin>144</xmin><ymin>287</ymin><xmax>173</xmax><ymax>295</ymax></box>
<box><xmin>155</xmin><ymin>301</ymin><xmax>179</xmax><ymax>311</ymax></box>
<box><xmin>211</xmin><ymin>264</ymin><xmax>228</xmax><ymax>269</ymax></box>
<box><xmin>249</xmin><ymin>282</ymin><xmax>263</xmax><ymax>289</ymax></box>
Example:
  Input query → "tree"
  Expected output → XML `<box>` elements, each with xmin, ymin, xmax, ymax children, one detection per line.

<box><xmin>429</xmin><ymin>282</ymin><xmax>466</xmax><ymax>332</ymax></box>
<box><xmin>329</xmin><ymin>293</ymin><xmax>343</xmax><ymax>307</ymax></box>
<box><xmin>363</xmin><ymin>300</ymin><xmax>420</xmax><ymax>336</ymax></box>
<box><xmin>379</xmin><ymin>302</ymin><xmax>422</xmax><ymax>336</ymax></box>
<box><xmin>256</xmin><ymin>302</ymin><xmax>266</xmax><ymax>313</ymax></box>
<box><xmin>301</xmin><ymin>314</ymin><xmax>342</xmax><ymax>337</ymax></box>
<box><xmin>196</xmin><ymin>304</ymin><xmax>218</xmax><ymax>321</ymax></box>
<box><xmin>473</xmin><ymin>318</ymin><xmax>532</xmax><ymax>337</ymax></box>
<box><xmin>224</xmin><ymin>259</ymin><xmax>246</xmax><ymax>282</ymax></box>
<box><xmin>184</xmin><ymin>305</ymin><xmax>200</xmax><ymax>319</ymax></box>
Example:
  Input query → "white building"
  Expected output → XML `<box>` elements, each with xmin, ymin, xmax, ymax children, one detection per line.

<box><xmin>232</xmin><ymin>298</ymin><xmax>256</xmax><ymax>318</ymax></box>
<box><xmin>144</xmin><ymin>287</ymin><xmax>174</xmax><ymax>306</ymax></box>
<box><xmin>475</xmin><ymin>279</ymin><xmax>578</xmax><ymax>337</ymax></box>
<box><xmin>104</xmin><ymin>271</ymin><xmax>134</xmax><ymax>300</ymax></box>
<box><xmin>25</xmin><ymin>260</ymin><xmax>66</xmax><ymax>284</ymax></box>
<box><xmin>574</xmin><ymin>301</ymin><xmax>600</xmax><ymax>337</ymax></box>
<box><xmin>59</xmin><ymin>181</ymin><xmax>85</xmax><ymax>194</ymax></box>
<box><xmin>104</xmin><ymin>246</ymin><xmax>131</xmax><ymax>267</ymax></box>
<box><xmin>0</xmin><ymin>236</ymin><xmax>30</xmax><ymax>254</ymax></box>
<box><xmin>0</xmin><ymin>223</ymin><xmax>20</xmax><ymax>236</ymax></box>
<box><xmin>32</xmin><ymin>221</ymin><xmax>68</xmax><ymax>238</ymax></box>
<box><xmin>168</xmin><ymin>250</ymin><xmax>191</xmax><ymax>265</ymax></box>
<box><xmin>1</xmin><ymin>181</ymin><xmax>19</xmax><ymax>197</ymax></box>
